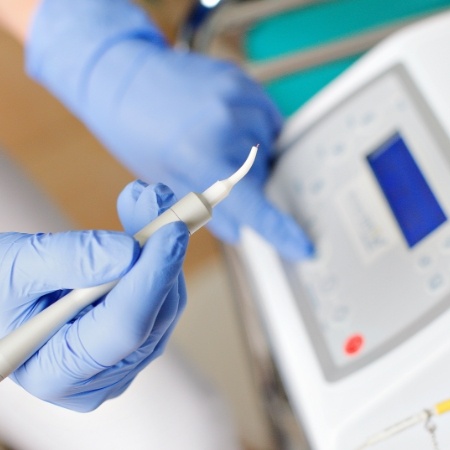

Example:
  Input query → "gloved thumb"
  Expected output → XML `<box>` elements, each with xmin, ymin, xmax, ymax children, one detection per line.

<box><xmin>117</xmin><ymin>181</ymin><xmax>177</xmax><ymax>236</ymax></box>
<box><xmin>1</xmin><ymin>231</ymin><xmax>140</xmax><ymax>297</ymax></box>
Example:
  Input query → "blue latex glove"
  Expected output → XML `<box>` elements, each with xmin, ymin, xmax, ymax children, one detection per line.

<box><xmin>0</xmin><ymin>182</ymin><xmax>188</xmax><ymax>412</ymax></box>
<box><xmin>26</xmin><ymin>0</ymin><xmax>313</xmax><ymax>261</ymax></box>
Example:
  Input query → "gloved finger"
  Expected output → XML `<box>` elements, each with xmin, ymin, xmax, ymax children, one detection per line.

<box><xmin>40</xmin><ymin>277</ymin><xmax>184</xmax><ymax>396</ymax></box>
<box><xmin>72</xmin><ymin>221</ymin><xmax>189</xmax><ymax>367</ymax></box>
<box><xmin>1</xmin><ymin>231</ymin><xmax>139</xmax><ymax>298</ymax></box>
<box><xmin>92</xmin><ymin>281</ymin><xmax>187</xmax><ymax>400</ymax></box>
<box><xmin>214</xmin><ymin>178</ymin><xmax>314</xmax><ymax>261</ymax></box>
<box><xmin>207</xmin><ymin>206</ymin><xmax>240</xmax><ymax>243</ymax></box>
<box><xmin>126</xmin><ymin>278</ymin><xmax>183</xmax><ymax>358</ymax></box>
<box><xmin>227</xmin><ymin>84</ymin><xmax>283</xmax><ymax>147</ymax></box>
<box><xmin>66</xmin><ymin>277</ymin><xmax>185</xmax><ymax>410</ymax></box>
<box><xmin>117</xmin><ymin>181</ymin><xmax>177</xmax><ymax>236</ymax></box>
<box><xmin>135</xmin><ymin>271</ymin><xmax>187</xmax><ymax>357</ymax></box>
<box><xmin>80</xmin><ymin>279</ymin><xmax>187</xmax><ymax>408</ymax></box>
<box><xmin>207</xmin><ymin>60</ymin><xmax>283</xmax><ymax>135</ymax></box>
<box><xmin>88</xmin><ymin>272</ymin><xmax>186</xmax><ymax>382</ymax></box>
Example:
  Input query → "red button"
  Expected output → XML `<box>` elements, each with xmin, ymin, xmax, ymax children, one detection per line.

<box><xmin>344</xmin><ymin>334</ymin><xmax>364</xmax><ymax>355</ymax></box>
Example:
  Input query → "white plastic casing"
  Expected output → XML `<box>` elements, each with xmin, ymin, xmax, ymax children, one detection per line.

<box><xmin>239</xmin><ymin>11</ymin><xmax>450</xmax><ymax>450</ymax></box>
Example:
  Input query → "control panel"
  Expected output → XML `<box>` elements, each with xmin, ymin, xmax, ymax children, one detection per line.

<box><xmin>268</xmin><ymin>65</ymin><xmax>450</xmax><ymax>381</ymax></box>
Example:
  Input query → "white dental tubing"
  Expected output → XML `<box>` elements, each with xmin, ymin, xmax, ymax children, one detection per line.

<box><xmin>0</xmin><ymin>145</ymin><xmax>258</xmax><ymax>381</ymax></box>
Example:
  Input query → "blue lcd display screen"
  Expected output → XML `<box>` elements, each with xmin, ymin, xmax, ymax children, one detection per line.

<box><xmin>367</xmin><ymin>133</ymin><xmax>447</xmax><ymax>247</ymax></box>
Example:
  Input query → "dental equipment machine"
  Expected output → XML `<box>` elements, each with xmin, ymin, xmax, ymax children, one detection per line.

<box><xmin>0</xmin><ymin>145</ymin><xmax>258</xmax><ymax>382</ymax></box>
<box><xmin>221</xmin><ymin>9</ymin><xmax>450</xmax><ymax>450</ymax></box>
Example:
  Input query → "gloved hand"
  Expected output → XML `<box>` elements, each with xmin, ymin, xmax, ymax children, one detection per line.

<box><xmin>25</xmin><ymin>0</ymin><xmax>313</xmax><ymax>261</ymax></box>
<box><xmin>0</xmin><ymin>182</ymin><xmax>188</xmax><ymax>412</ymax></box>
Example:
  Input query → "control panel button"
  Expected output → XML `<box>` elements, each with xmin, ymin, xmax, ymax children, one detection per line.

<box><xmin>416</xmin><ymin>254</ymin><xmax>433</xmax><ymax>272</ymax></box>
<box><xmin>426</xmin><ymin>273</ymin><xmax>446</xmax><ymax>295</ymax></box>
<box><xmin>318</xmin><ymin>274</ymin><xmax>338</xmax><ymax>294</ymax></box>
<box><xmin>308</xmin><ymin>178</ymin><xmax>327</xmax><ymax>197</ymax></box>
<box><xmin>331</xmin><ymin>305</ymin><xmax>351</xmax><ymax>326</ymax></box>
<box><xmin>344</xmin><ymin>334</ymin><xmax>364</xmax><ymax>356</ymax></box>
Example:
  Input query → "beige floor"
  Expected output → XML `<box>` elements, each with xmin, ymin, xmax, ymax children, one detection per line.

<box><xmin>0</xmin><ymin>4</ymin><xmax>275</xmax><ymax>450</ymax></box>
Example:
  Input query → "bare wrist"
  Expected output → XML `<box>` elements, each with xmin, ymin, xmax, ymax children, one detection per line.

<box><xmin>0</xmin><ymin>0</ymin><xmax>41</xmax><ymax>43</ymax></box>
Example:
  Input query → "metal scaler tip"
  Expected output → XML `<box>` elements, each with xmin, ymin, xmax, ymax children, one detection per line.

<box><xmin>202</xmin><ymin>145</ymin><xmax>259</xmax><ymax>207</ymax></box>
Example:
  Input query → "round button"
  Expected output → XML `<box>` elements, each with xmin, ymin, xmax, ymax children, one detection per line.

<box><xmin>426</xmin><ymin>273</ymin><xmax>446</xmax><ymax>295</ymax></box>
<box><xmin>318</xmin><ymin>274</ymin><xmax>338</xmax><ymax>294</ymax></box>
<box><xmin>344</xmin><ymin>334</ymin><xmax>364</xmax><ymax>356</ymax></box>
<box><xmin>308</xmin><ymin>178</ymin><xmax>326</xmax><ymax>197</ymax></box>
<box><xmin>331</xmin><ymin>305</ymin><xmax>351</xmax><ymax>325</ymax></box>
<box><xmin>416</xmin><ymin>254</ymin><xmax>433</xmax><ymax>272</ymax></box>
<box><xmin>332</xmin><ymin>142</ymin><xmax>345</xmax><ymax>156</ymax></box>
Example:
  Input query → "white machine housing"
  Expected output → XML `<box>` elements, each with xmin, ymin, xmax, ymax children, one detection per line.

<box><xmin>239</xmin><ymin>11</ymin><xmax>450</xmax><ymax>450</ymax></box>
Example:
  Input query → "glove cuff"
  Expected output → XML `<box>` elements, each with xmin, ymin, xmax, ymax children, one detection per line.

<box><xmin>25</xmin><ymin>0</ymin><xmax>168</xmax><ymax>114</ymax></box>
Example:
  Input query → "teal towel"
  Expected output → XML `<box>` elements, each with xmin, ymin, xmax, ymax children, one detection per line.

<box><xmin>244</xmin><ymin>0</ymin><xmax>450</xmax><ymax>115</ymax></box>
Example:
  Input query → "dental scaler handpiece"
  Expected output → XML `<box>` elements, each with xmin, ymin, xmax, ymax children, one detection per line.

<box><xmin>0</xmin><ymin>146</ymin><xmax>258</xmax><ymax>381</ymax></box>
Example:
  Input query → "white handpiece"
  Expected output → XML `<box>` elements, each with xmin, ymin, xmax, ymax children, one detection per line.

<box><xmin>0</xmin><ymin>146</ymin><xmax>258</xmax><ymax>381</ymax></box>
